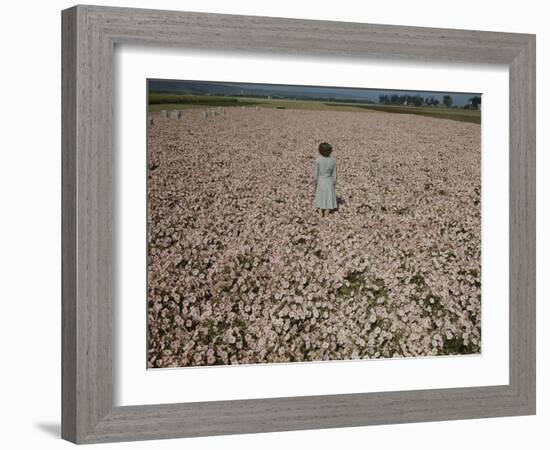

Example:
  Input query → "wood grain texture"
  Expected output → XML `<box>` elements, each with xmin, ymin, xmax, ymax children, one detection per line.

<box><xmin>61</xmin><ymin>6</ymin><xmax>77</xmax><ymax>443</ymax></box>
<box><xmin>508</xmin><ymin>36</ymin><xmax>536</xmax><ymax>410</ymax></box>
<box><xmin>61</xmin><ymin>4</ymin><xmax>536</xmax><ymax>444</ymax></box>
<box><xmin>62</xmin><ymin>5</ymin><xmax>114</xmax><ymax>443</ymax></box>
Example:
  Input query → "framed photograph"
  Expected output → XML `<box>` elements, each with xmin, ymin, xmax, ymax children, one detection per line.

<box><xmin>62</xmin><ymin>5</ymin><xmax>536</xmax><ymax>444</ymax></box>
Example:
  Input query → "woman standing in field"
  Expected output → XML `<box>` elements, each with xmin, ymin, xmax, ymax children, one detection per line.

<box><xmin>313</xmin><ymin>142</ymin><xmax>337</xmax><ymax>217</ymax></box>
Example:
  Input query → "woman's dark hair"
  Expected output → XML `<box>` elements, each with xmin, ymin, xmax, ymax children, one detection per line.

<box><xmin>318</xmin><ymin>142</ymin><xmax>333</xmax><ymax>157</ymax></box>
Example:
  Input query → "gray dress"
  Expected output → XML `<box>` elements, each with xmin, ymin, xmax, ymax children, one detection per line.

<box><xmin>313</xmin><ymin>156</ymin><xmax>337</xmax><ymax>209</ymax></box>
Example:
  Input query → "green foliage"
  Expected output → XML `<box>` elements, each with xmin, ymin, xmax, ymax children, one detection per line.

<box><xmin>147</xmin><ymin>92</ymin><xmax>480</xmax><ymax>123</ymax></box>
<box><xmin>442</xmin><ymin>95</ymin><xmax>453</xmax><ymax>107</ymax></box>
<box><xmin>148</xmin><ymin>92</ymin><xmax>260</xmax><ymax>106</ymax></box>
<box><xmin>441</xmin><ymin>336</ymin><xmax>479</xmax><ymax>355</ymax></box>
<box><xmin>336</xmin><ymin>271</ymin><xmax>365</xmax><ymax>298</ymax></box>
<box><xmin>354</xmin><ymin>104</ymin><xmax>480</xmax><ymax>124</ymax></box>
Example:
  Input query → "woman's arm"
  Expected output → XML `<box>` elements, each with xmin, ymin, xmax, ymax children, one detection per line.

<box><xmin>313</xmin><ymin>159</ymin><xmax>318</xmax><ymax>185</ymax></box>
<box><xmin>332</xmin><ymin>161</ymin><xmax>337</xmax><ymax>186</ymax></box>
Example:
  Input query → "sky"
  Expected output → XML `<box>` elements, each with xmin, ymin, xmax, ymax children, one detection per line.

<box><xmin>149</xmin><ymin>79</ymin><xmax>481</xmax><ymax>106</ymax></box>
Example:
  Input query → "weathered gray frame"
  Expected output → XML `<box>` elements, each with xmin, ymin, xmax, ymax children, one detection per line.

<box><xmin>62</xmin><ymin>4</ymin><xmax>536</xmax><ymax>444</ymax></box>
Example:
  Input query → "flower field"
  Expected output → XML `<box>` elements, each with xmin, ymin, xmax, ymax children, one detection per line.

<box><xmin>147</xmin><ymin>107</ymin><xmax>481</xmax><ymax>368</ymax></box>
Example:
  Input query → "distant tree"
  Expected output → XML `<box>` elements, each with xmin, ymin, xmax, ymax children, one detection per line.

<box><xmin>469</xmin><ymin>96</ymin><xmax>482</xmax><ymax>109</ymax></box>
<box><xmin>443</xmin><ymin>95</ymin><xmax>453</xmax><ymax>107</ymax></box>
<box><xmin>379</xmin><ymin>94</ymin><xmax>391</xmax><ymax>104</ymax></box>
<box><xmin>412</xmin><ymin>95</ymin><xmax>423</xmax><ymax>106</ymax></box>
<box><xmin>425</xmin><ymin>96</ymin><xmax>439</xmax><ymax>106</ymax></box>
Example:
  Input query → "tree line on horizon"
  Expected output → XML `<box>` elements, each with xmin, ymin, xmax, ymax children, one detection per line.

<box><xmin>378</xmin><ymin>94</ymin><xmax>481</xmax><ymax>109</ymax></box>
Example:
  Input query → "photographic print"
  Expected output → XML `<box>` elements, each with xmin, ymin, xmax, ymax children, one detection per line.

<box><xmin>146</xmin><ymin>79</ymin><xmax>482</xmax><ymax>369</ymax></box>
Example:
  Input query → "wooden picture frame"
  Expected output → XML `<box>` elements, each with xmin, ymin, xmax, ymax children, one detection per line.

<box><xmin>61</xmin><ymin>4</ymin><xmax>536</xmax><ymax>444</ymax></box>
